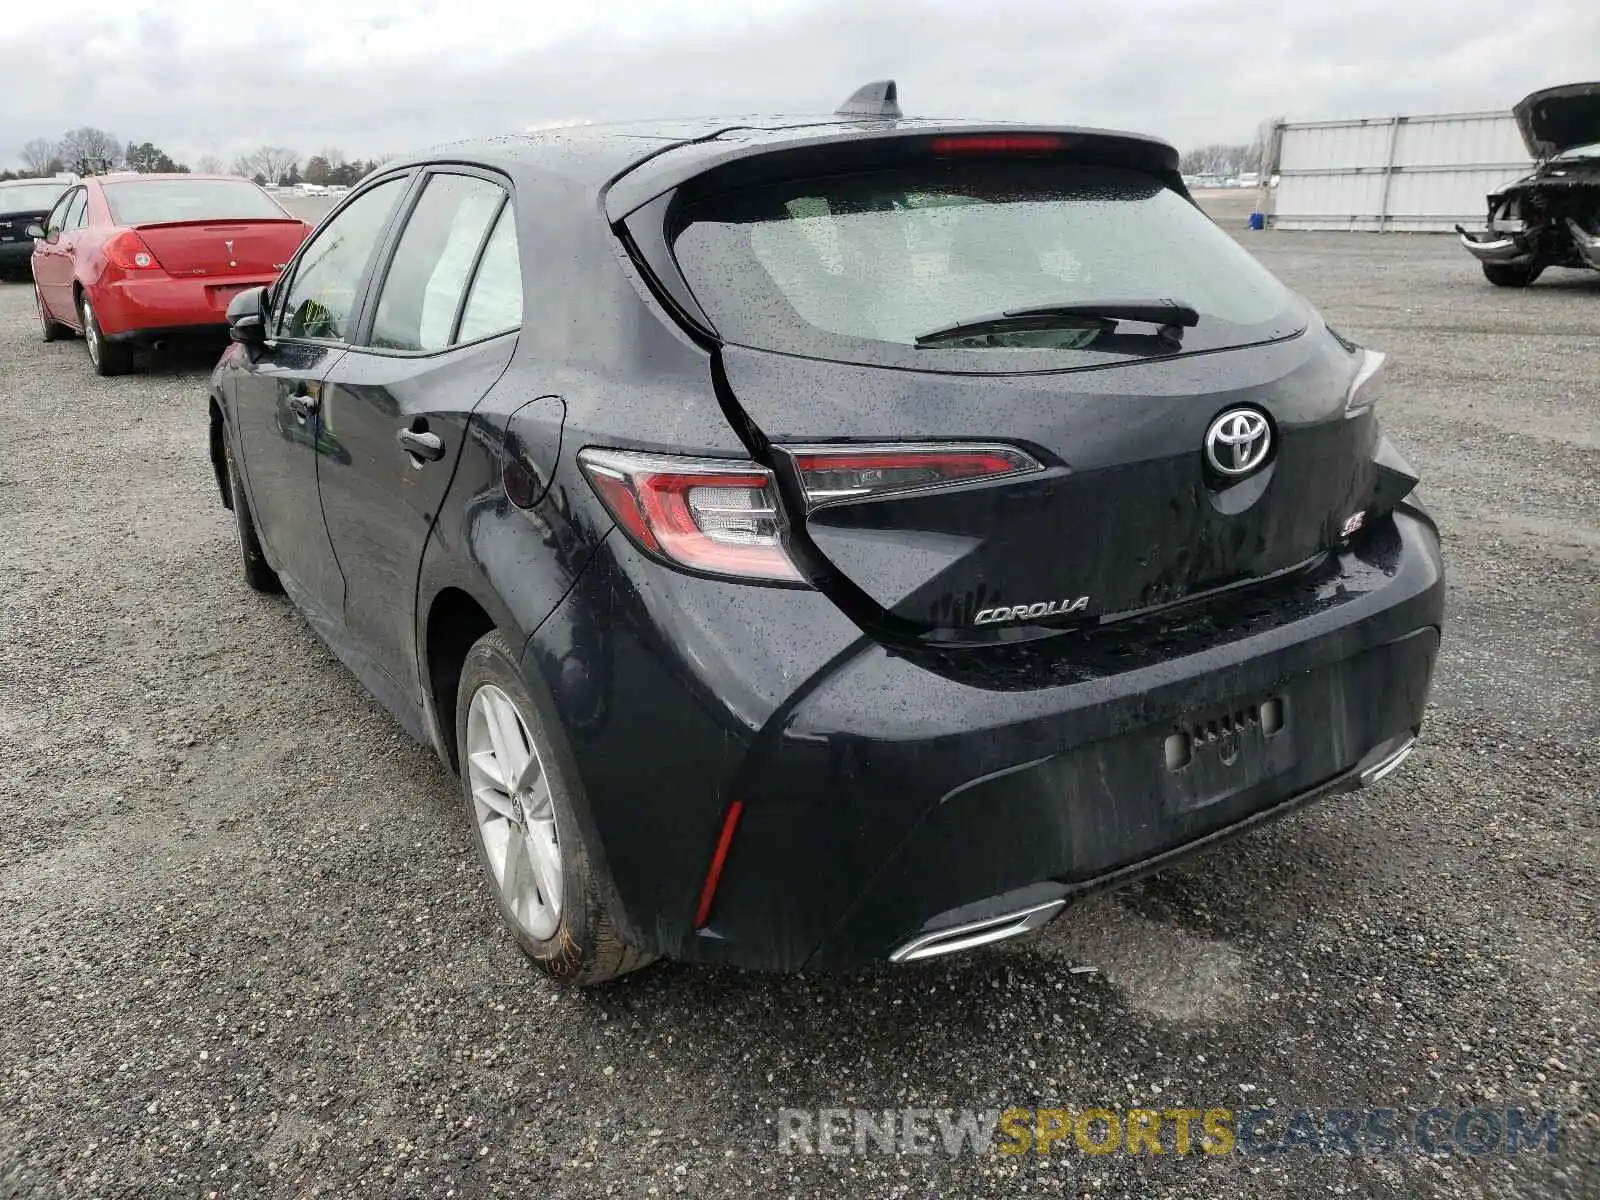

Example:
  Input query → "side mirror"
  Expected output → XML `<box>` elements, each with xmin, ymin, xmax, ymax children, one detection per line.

<box><xmin>25</xmin><ymin>223</ymin><xmax>45</xmax><ymax>240</ymax></box>
<box><xmin>227</xmin><ymin>285</ymin><xmax>270</xmax><ymax>346</ymax></box>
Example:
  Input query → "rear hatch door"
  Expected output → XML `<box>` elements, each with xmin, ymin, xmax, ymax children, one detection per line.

<box><xmin>657</xmin><ymin>144</ymin><xmax>1380</xmax><ymax>640</ymax></box>
<box><xmin>718</xmin><ymin>340</ymin><xmax>1374</xmax><ymax>634</ymax></box>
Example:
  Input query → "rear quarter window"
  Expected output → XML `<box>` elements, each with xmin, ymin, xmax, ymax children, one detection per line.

<box><xmin>669</xmin><ymin>162</ymin><xmax>1302</xmax><ymax>372</ymax></box>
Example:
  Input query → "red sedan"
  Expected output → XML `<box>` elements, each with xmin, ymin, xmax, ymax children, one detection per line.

<box><xmin>30</xmin><ymin>173</ymin><xmax>311</xmax><ymax>375</ymax></box>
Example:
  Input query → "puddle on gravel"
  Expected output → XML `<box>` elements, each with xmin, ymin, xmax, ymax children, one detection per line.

<box><xmin>1020</xmin><ymin>893</ymin><xmax>1250</xmax><ymax>1024</ymax></box>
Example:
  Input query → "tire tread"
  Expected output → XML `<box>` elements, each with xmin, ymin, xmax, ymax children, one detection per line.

<box><xmin>456</xmin><ymin>631</ymin><xmax>656</xmax><ymax>987</ymax></box>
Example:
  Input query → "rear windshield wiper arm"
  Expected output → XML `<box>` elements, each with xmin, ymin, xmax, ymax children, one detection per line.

<box><xmin>914</xmin><ymin>299</ymin><xmax>1201</xmax><ymax>347</ymax></box>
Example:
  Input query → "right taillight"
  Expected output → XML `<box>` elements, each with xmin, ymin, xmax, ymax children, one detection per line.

<box><xmin>786</xmin><ymin>443</ymin><xmax>1043</xmax><ymax>508</ymax></box>
<box><xmin>577</xmin><ymin>448</ymin><xmax>802</xmax><ymax>583</ymax></box>
<box><xmin>1345</xmin><ymin>349</ymin><xmax>1386</xmax><ymax>416</ymax></box>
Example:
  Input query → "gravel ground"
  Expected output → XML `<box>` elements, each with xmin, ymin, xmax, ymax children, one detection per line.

<box><xmin>0</xmin><ymin>224</ymin><xmax>1595</xmax><ymax>1199</ymax></box>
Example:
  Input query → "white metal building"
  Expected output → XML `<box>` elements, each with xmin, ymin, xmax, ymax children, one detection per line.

<box><xmin>1267</xmin><ymin>110</ymin><xmax>1533</xmax><ymax>232</ymax></box>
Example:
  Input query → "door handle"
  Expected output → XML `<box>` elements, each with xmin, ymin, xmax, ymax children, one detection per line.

<box><xmin>397</xmin><ymin>427</ymin><xmax>445</xmax><ymax>463</ymax></box>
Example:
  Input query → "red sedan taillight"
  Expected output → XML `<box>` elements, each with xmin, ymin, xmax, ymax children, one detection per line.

<box><xmin>103</xmin><ymin>231</ymin><xmax>164</xmax><ymax>271</ymax></box>
<box><xmin>578</xmin><ymin>444</ymin><xmax>1041</xmax><ymax>583</ymax></box>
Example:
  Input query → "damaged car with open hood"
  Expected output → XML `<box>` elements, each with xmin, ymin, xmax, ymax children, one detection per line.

<box><xmin>1459</xmin><ymin>81</ymin><xmax>1600</xmax><ymax>286</ymax></box>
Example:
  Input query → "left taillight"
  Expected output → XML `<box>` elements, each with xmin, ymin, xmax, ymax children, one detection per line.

<box><xmin>103</xmin><ymin>230</ymin><xmax>164</xmax><ymax>271</ymax></box>
<box><xmin>577</xmin><ymin>449</ymin><xmax>803</xmax><ymax>583</ymax></box>
<box><xmin>577</xmin><ymin>442</ymin><xmax>1044</xmax><ymax>584</ymax></box>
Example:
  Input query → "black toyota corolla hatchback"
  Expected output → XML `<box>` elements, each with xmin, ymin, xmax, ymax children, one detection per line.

<box><xmin>209</xmin><ymin>83</ymin><xmax>1443</xmax><ymax>984</ymax></box>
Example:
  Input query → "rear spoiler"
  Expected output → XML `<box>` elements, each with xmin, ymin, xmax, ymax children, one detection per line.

<box><xmin>129</xmin><ymin>217</ymin><xmax>304</xmax><ymax>231</ymax></box>
<box><xmin>603</xmin><ymin>124</ymin><xmax>1186</xmax><ymax>223</ymax></box>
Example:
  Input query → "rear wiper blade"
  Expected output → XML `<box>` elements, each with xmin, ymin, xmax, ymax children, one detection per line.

<box><xmin>914</xmin><ymin>298</ymin><xmax>1201</xmax><ymax>347</ymax></box>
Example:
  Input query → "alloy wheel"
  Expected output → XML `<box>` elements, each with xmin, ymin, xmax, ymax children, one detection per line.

<box><xmin>80</xmin><ymin>298</ymin><xmax>101</xmax><ymax>367</ymax></box>
<box><xmin>465</xmin><ymin>683</ymin><xmax>563</xmax><ymax>941</ymax></box>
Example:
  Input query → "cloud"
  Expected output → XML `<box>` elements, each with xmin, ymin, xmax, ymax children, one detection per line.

<box><xmin>2</xmin><ymin>0</ymin><xmax>1595</xmax><ymax>168</ymax></box>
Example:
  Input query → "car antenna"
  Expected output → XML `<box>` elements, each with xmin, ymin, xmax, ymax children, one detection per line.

<box><xmin>835</xmin><ymin>80</ymin><xmax>902</xmax><ymax>120</ymax></box>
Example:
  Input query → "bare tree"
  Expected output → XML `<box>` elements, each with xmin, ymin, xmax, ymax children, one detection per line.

<box><xmin>230</xmin><ymin>153</ymin><xmax>255</xmax><ymax>178</ymax></box>
<box><xmin>241</xmin><ymin>146</ymin><xmax>300</xmax><ymax>185</ymax></box>
<box><xmin>1180</xmin><ymin>142</ymin><xmax>1258</xmax><ymax>178</ymax></box>
<box><xmin>19</xmin><ymin>137</ymin><xmax>59</xmax><ymax>176</ymax></box>
<box><xmin>57</xmin><ymin>127</ymin><xmax>122</xmax><ymax>173</ymax></box>
<box><xmin>318</xmin><ymin>146</ymin><xmax>347</xmax><ymax>169</ymax></box>
<box><xmin>196</xmin><ymin>153</ymin><xmax>224</xmax><ymax>174</ymax></box>
<box><xmin>1251</xmin><ymin>116</ymin><xmax>1285</xmax><ymax>176</ymax></box>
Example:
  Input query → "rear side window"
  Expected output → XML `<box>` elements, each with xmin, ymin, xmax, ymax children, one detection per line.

<box><xmin>102</xmin><ymin>179</ymin><xmax>287</xmax><ymax>225</ymax></box>
<box><xmin>276</xmin><ymin>177</ymin><xmax>407</xmax><ymax>342</ymax></box>
<box><xmin>455</xmin><ymin>206</ymin><xmax>522</xmax><ymax>343</ymax></box>
<box><xmin>64</xmin><ymin>190</ymin><xmax>88</xmax><ymax>230</ymax></box>
<box><xmin>369</xmin><ymin>173</ymin><xmax>506</xmax><ymax>352</ymax></box>
<box><xmin>670</xmin><ymin>163</ymin><xmax>1298</xmax><ymax>371</ymax></box>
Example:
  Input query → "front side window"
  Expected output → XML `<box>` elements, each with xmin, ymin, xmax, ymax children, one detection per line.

<box><xmin>369</xmin><ymin>173</ymin><xmax>507</xmax><ymax>352</ymax></box>
<box><xmin>276</xmin><ymin>176</ymin><xmax>407</xmax><ymax>342</ymax></box>
<box><xmin>43</xmin><ymin>191</ymin><xmax>74</xmax><ymax>236</ymax></box>
<box><xmin>456</xmin><ymin>205</ymin><xmax>522</xmax><ymax>343</ymax></box>
<box><xmin>671</xmin><ymin>162</ymin><xmax>1300</xmax><ymax>372</ymax></box>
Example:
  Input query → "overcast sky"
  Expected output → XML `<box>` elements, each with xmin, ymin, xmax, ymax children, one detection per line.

<box><xmin>3</xmin><ymin>0</ymin><xmax>1596</xmax><ymax>169</ymax></box>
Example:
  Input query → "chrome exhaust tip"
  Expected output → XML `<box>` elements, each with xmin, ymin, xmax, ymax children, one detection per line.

<box><xmin>889</xmin><ymin>898</ymin><xmax>1066</xmax><ymax>964</ymax></box>
<box><xmin>1357</xmin><ymin>735</ymin><xmax>1417</xmax><ymax>788</ymax></box>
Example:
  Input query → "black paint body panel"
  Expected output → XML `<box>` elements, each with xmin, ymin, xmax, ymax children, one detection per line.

<box><xmin>212</xmin><ymin>117</ymin><xmax>1446</xmax><ymax>973</ymax></box>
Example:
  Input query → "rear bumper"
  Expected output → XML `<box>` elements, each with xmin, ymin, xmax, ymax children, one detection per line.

<box><xmin>0</xmin><ymin>240</ymin><xmax>34</xmax><ymax>267</ymax></box>
<box><xmin>524</xmin><ymin>507</ymin><xmax>1444</xmax><ymax>972</ymax></box>
<box><xmin>885</xmin><ymin>730</ymin><xmax>1416</xmax><ymax>964</ymax></box>
<box><xmin>92</xmin><ymin>275</ymin><xmax>277</xmax><ymax>338</ymax></box>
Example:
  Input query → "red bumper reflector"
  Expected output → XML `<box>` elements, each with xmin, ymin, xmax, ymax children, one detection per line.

<box><xmin>694</xmin><ymin>799</ymin><xmax>745</xmax><ymax>929</ymax></box>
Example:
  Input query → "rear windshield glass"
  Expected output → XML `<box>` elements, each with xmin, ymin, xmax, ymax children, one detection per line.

<box><xmin>670</xmin><ymin>163</ymin><xmax>1300</xmax><ymax>371</ymax></box>
<box><xmin>103</xmin><ymin>179</ymin><xmax>288</xmax><ymax>225</ymax></box>
<box><xmin>0</xmin><ymin>182</ymin><xmax>70</xmax><ymax>212</ymax></box>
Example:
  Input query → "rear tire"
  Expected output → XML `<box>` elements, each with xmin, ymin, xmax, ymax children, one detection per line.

<box><xmin>1481</xmin><ymin>261</ymin><xmax>1543</xmax><ymax>288</ymax></box>
<box><xmin>224</xmin><ymin>435</ymin><xmax>282</xmax><ymax>594</ymax></box>
<box><xmin>455</xmin><ymin>630</ymin><xmax>655</xmax><ymax>986</ymax></box>
<box><xmin>36</xmin><ymin>285</ymin><xmax>64</xmax><ymax>342</ymax></box>
<box><xmin>79</xmin><ymin>293</ymin><xmax>134</xmax><ymax>376</ymax></box>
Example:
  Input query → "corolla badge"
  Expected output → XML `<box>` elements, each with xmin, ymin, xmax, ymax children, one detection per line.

<box><xmin>974</xmin><ymin>596</ymin><xmax>1090</xmax><ymax>625</ymax></box>
<box><xmin>1204</xmin><ymin>408</ymin><xmax>1272</xmax><ymax>476</ymax></box>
